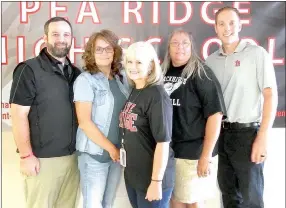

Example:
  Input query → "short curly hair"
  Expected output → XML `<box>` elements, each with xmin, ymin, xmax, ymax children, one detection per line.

<box><xmin>82</xmin><ymin>29</ymin><xmax>122</xmax><ymax>76</ymax></box>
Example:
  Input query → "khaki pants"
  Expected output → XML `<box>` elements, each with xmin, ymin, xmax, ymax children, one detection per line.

<box><xmin>23</xmin><ymin>154</ymin><xmax>80</xmax><ymax>208</ymax></box>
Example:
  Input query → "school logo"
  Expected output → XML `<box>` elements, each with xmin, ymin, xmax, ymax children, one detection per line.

<box><xmin>119</xmin><ymin>102</ymin><xmax>138</xmax><ymax>132</ymax></box>
<box><xmin>163</xmin><ymin>76</ymin><xmax>185</xmax><ymax>106</ymax></box>
<box><xmin>164</xmin><ymin>81</ymin><xmax>182</xmax><ymax>96</ymax></box>
<box><xmin>235</xmin><ymin>60</ymin><xmax>240</xmax><ymax>67</ymax></box>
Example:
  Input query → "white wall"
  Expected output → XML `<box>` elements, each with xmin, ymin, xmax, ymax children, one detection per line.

<box><xmin>2</xmin><ymin>129</ymin><xmax>285</xmax><ymax>208</ymax></box>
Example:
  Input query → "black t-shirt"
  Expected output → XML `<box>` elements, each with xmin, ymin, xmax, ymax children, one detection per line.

<box><xmin>119</xmin><ymin>85</ymin><xmax>175</xmax><ymax>193</ymax></box>
<box><xmin>164</xmin><ymin>63</ymin><xmax>227</xmax><ymax>160</ymax></box>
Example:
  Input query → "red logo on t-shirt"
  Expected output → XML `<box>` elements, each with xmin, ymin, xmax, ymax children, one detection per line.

<box><xmin>119</xmin><ymin>102</ymin><xmax>138</xmax><ymax>132</ymax></box>
<box><xmin>235</xmin><ymin>60</ymin><xmax>240</xmax><ymax>67</ymax></box>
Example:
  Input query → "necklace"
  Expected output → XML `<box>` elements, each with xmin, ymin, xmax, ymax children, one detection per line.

<box><xmin>128</xmin><ymin>88</ymin><xmax>143</xmax><ymax>103</ymax></box>
<box><xmin>121</xmin><ymin>86</ymin><xmax>146</xmax><ymax>148</ymax></box>
<box><xmin>127</xmin><ymin>82</ymin><xmax>147</xmax><ymax>103</ymax></box>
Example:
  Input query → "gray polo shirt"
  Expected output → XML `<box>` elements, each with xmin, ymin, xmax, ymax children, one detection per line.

<box><xmin>205</xmin><ymin>40</ymin><xmax>277</xmax><ymax>123</ymax></box>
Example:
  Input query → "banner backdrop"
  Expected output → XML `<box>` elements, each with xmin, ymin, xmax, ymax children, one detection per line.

<box><xmin>1</xmin><ymin>1</ymin><xmax>285</xmax><ymax>130</ymax></box>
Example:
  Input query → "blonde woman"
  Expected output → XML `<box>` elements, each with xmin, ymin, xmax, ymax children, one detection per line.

<box><xmin>119</xmin><ymin>41</ymin><xmax>175</xmax><ymax>208</ymax></box>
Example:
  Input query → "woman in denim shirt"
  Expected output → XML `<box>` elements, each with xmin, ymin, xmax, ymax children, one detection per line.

<box><xmin>73</xmin><ymin>29</ymin><xmax>130</xmax><ymax>208</ymax></box>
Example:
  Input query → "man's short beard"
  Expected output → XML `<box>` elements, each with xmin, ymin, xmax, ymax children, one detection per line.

<box><xmin>47</xmin><ymin>42</ymin><xmax>71</xmax><ymax>58</ymax></box>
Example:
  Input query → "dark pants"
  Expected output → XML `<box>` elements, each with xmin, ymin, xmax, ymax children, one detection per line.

<box><xmin>218</xmin><ymin>127</ymin><xmax>264</xmax><ymax>208</ymax></box>
<box><xmin>125</xmin><ymin>182</ymin><xmax>173</xmax><ymax>208</ymax></box>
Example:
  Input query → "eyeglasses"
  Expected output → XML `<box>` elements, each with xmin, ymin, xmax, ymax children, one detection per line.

<box><xmin>95</xmin><ymin>46</ymin><xmax>114</xmax><ymax>54</ymax></box>
<box><xmin>170</xmin><ymin>42</ymin><xmax>191</xmax><ymax>48</ymax></box>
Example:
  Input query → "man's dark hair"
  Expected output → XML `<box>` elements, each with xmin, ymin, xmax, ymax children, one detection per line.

<box><xmin>44</xmin><ymin>17</ymin><xmax>73</xmax><ymax>35</ymax></box>
<box><xmin>215</xmin><ymin>6</ymin><xmax>241</xmax><ymax>24</ymax></box>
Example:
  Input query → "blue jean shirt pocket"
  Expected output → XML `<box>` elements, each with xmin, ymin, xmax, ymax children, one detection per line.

<box><xmin>94</xmin><ymin>89</ymin><xmax>107</xmax><ymax>106</ymax></box>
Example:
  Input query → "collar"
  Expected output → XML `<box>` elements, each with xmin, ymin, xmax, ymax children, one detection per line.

<box><xmin>40</xmin><ymin>47</ymin><xmax>71</xmax><ymax>66</ymax></box>
<box><xmin>94</xmin><ymin>71</ymin><xmax>106</xmax><ymax>79</ymax></box>
<box><xmin>91</xmin><ymin>71</ymin><xmax>122</xmax><ymax>82</ymax></box>
<box><xmin>170</xmin><ymin>62</ymin><xmax>187</xmax><ymax>71</ymax></box>
<box><xmin>218</xmin><ymin>39</ymin><xmax>248</xmax><ymax>55</ymax></box>
<box><xmin>38</xmin><ymin>47</ymin><xmax>73</xmax><ymax>74</ymax></box>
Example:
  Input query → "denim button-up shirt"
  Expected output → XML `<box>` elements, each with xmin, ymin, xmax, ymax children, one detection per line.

<box><xmin>73</xmin><ymin>70</ymin><xmax>130</xmax><ymax>155</ymax></box>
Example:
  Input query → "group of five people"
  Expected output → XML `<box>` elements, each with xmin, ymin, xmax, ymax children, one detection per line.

<box><xmin>10</xmin><ymin>6</ymin><xmax>277</xmax><ymax>208</ymax></box>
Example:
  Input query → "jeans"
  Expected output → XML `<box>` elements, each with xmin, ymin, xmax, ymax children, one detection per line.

<box><xmin>78</xmin><ymin>152</ymin><xmax>122</xmax><ymax>208</ymax></box>
<box><xmin>125</xmin><ymin>182</ymin><xmax>173</xmax><ymax>208</ymax></box>
<box><xmin>218</xmin><ymin>127</ymin><xmax>264</xmax><ymax>208</ymax></box>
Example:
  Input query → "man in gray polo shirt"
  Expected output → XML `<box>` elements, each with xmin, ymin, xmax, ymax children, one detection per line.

<box><xmin>206</xmin><ymin>6</ymin><xmax>278</xmax><ymax>208</ymax></box>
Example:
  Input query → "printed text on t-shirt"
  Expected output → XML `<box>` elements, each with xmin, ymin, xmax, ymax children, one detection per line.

<box><xmin>119</xmin><ymin>102</ymin><xmax>138</xmax><ymax>132</ymax></box>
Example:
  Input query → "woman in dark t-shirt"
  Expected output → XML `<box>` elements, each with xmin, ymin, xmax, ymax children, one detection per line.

<box><xmin>119</xmin><ymin>41</ymin><xmax>175</xmax><ymax>208</ymax></box>
<box><xmin>161</xmin><ymin>28</ymin><xmax>227</xmax><ymax>207</ymax></box>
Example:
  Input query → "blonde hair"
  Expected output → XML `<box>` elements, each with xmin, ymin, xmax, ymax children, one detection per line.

<box><xmin>161</xmin><ymin>28</ymin><xmax>209</xmax><ymax>80</ymax></box>
<box><xmin>123</xmin><ymin>41</ymin><xmax>163</xmax><ymax>87</ymax></box>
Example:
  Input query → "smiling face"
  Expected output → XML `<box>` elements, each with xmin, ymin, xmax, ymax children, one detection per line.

<box><xmin>94</xmin><ymin>38</ymin><xmax>114</xmax><ymax>68</ymax></box>
<box><xmin>215</xmin><ymin>9</ymin><xmax>242</xmax><ymax>46</ymax></box>
<box><xmin>169</xmin><ymin>32</ymin><xmax>192</xmax><ymax>67</ymax></box>
<box><xmin>44</xmin><ymin>21</ymin><xmax>72</xmax><ymax>58</ymax></box>
<box><xmin>125</xmin><ymin>47</ymin><xmax>151</xmax><ymax>82</ymax></box>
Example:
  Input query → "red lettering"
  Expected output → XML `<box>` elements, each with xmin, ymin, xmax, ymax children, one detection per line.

<box><xmin>50</xmin><ymin>2</ymin><xmax>68</xmax><ymax>20</ymax></box>
<box><xmin>123</xmin><ymin>2</ymin><xmax>143</xmax><ymax>24</ymax></box>
<box><xmin>152</xmin><ymin>2</ymin><xmax>160</xmax><ymax>24</ymax></box>
<box><xmin>129</xmin><ymin>114</ymin><xmax>138</xmax><ymax>132</ymax></box>
<box><xmin>76</xmin><ymin>2</ymin><xmax>101</xmax><ymax>24</ymax></box>
<box><xmin>268</xmin><ymin>37</ymin><xmax>284</xmax><ymax>66</ymax></box>
<box><xmin>17</xmin><ymin>36</ymin><xmax>25</xmax><ymax>63</ymax></box>
<box><xmin>233</xmin><ymin>2</ymin><xmax>251</xmax><ymax>25</ymax></box>
<box><xmin>200</xmin><ymin>2</ymin><xmax>223</xmax><ymax>25</ymax></box>
<box><xmin>276</xmin><ymin>111</ymin><xmax>285</xmax><ymax>117</ymax></box>
<box><xmin>201</xmin><ymin>37</ymin><xmax>221</xmax><ymax>60</ymax></box>
<box><xmin>169</xmin><ymin>2</ymin><xmax>193</xmax><ymax>25</ymax></box>
<box><xmin>20</xmin><ymin>2</ymin><xmax>41</xmax><ymax>24</ymax></box>
<box><xmin>34</xmin><ymin>37</ymin><xmax>45</xmax><ymax>57</ymax></box>
<box><xmin>1</xmin><ymin>36</ymin><xmax>7</xmax><ymax>65</ymax></box>
<box><xmin>69</xmin><ymin>38</ymin><xmax>84</xmax><ymax>64</ymax></box>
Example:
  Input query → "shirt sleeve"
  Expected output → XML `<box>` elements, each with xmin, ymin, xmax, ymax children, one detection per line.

<box><xmin>147</xmin><ymin>89</ymin><xmax>173</xmax><ymax>143</ymax></box>
<box><xmin>256</xmin><ymin>46</ymin><xmax>277</xmax><ymax>91</ymax></box>
<box><xmin>9</xmin><ymin>63</ymin><xmax>36</xmax><ymax>106</ymax></box>
<box><xmin>73</xmin><ymin>73</ymin><xmax>94</xmax><ymax>102</ymax></box>
<box><xmin>194</xmin><ymin>65</ymin><xmax>227</xmax><ymax>119</ymax></box>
